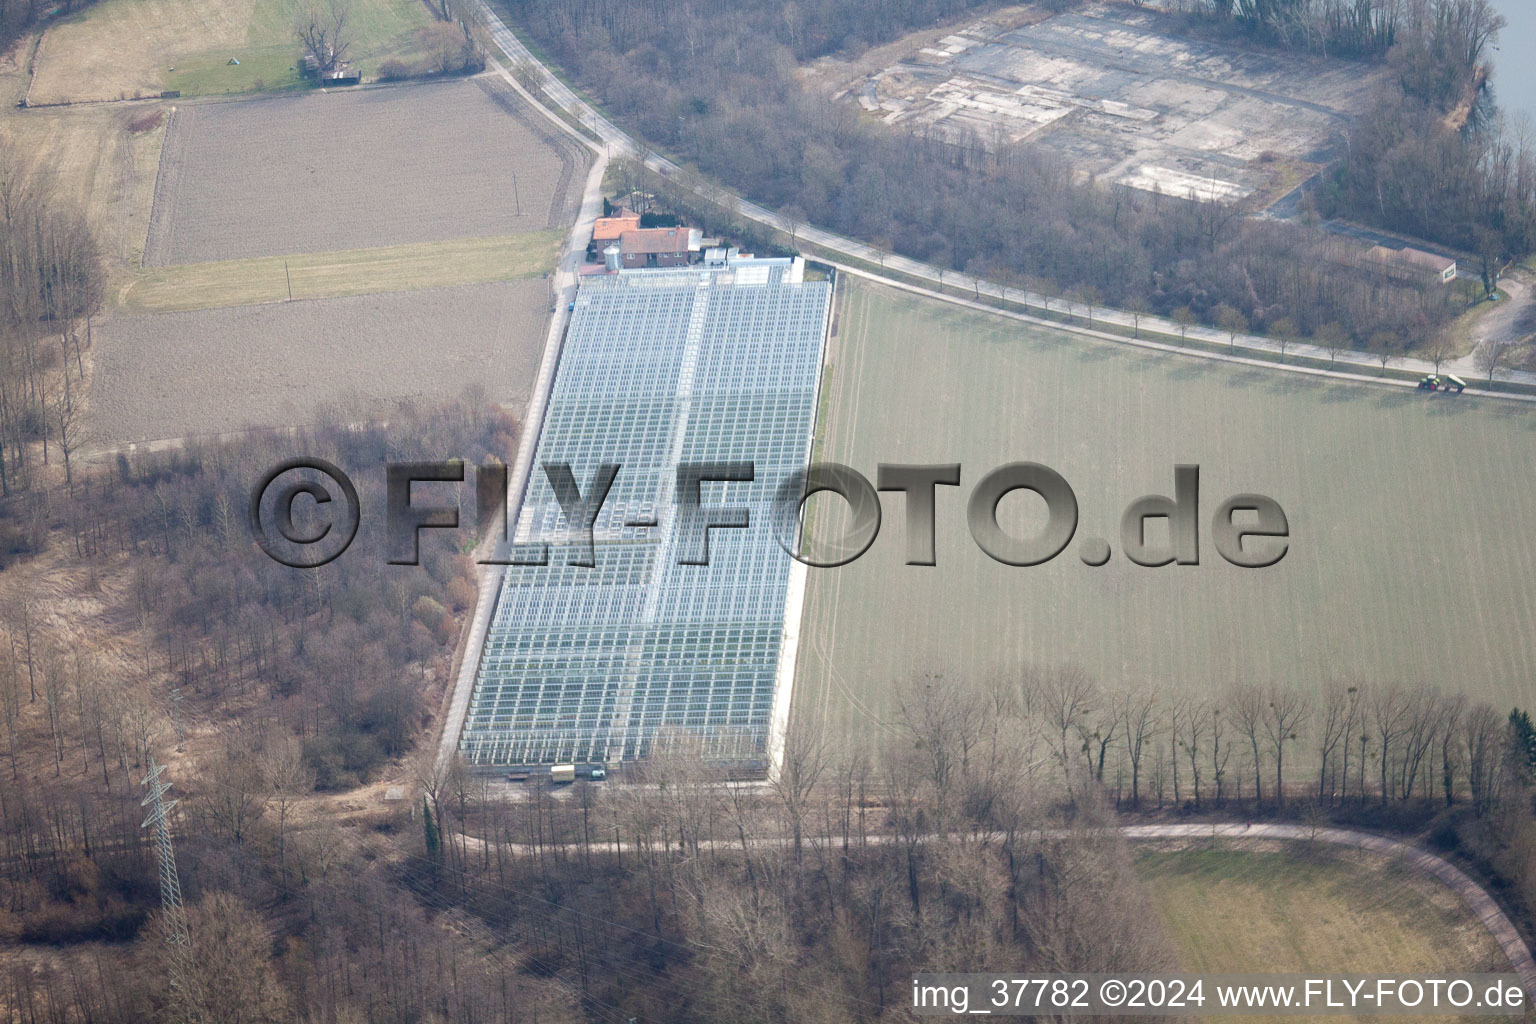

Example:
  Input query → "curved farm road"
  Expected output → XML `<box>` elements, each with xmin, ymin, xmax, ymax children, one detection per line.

<box><xmin>448</xmin><ymin>810</ymin><xmax>1536</xmax><ymax>997</ymax></box>
<box><xmin>1123</xmin><ymin>822</ymin><xmax>1536</xmax><ymax>997</ymax></box>
<box><xmin>470</xmin><ymin>1</ymin><xmax>1536</xmax><ymax>393</ymax></box>
<box><xmin>1451</xmin><ymin>273</ymin><xmax>1535</xmax><ymax>377</ymax></box>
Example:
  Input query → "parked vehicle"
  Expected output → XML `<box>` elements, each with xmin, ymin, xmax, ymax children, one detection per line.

<box><xmin>550</xmin><ymin>764</ymin><xmax>577</xmax><ymax>784</ymax></box>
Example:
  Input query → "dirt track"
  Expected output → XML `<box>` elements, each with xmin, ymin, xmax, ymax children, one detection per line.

<box><xmin>142</xmin><ymin>77</ymin><xmax>585</xmax><ymax>266</ymax></box>
<box><xmin>91</xmin><ymin>278</ymin><xmax>548</xmax><ymax>444</ymax></box>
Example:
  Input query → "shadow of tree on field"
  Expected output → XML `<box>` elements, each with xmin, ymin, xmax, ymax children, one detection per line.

<box><xmin>1262</xmin><ymin>375</ymin><xmax>1322</xmax><ymax>397</ymax></box>
<box><xmin>1122</xmin><ymin>351</ymin><xmax>1172</xmax><ymax>375</ymax></box>
<box><xmin>1425</xmin><ymin>399</ymin><xmax>1476</xmax><ymax>419</ymax></box>
<box><xmin>1169</xmin><ymin>359</ymin><xmax>1216</xmax><ymax>382</ymax></box>
<box><xmin>1069</xmin><ymin>343</ymin><xmax>1118</xmax><ymax>365</ymax></box>
<box><xmin>1225</xmin><ymin>369</ymin><xmax>1268</xmax><ymax>389</ymax></box>
<box><xmin>1318</xmin><ymin>385</ymin><xmax>1364</xmax><ymax>404</ymax></box>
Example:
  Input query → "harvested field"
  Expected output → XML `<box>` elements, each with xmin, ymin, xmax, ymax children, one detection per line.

<box><xmin>119</xmin><ymin>230</ymin><xmax>562</xmax><ymax>312</ymax></box>
<box><xmin>792</xmin><ymin>279</ymin><xmax>1536</xmax><ymax>742</ymax></box>
<box><xmin>143</xmin><ymin>78</ymin><xmax>585</xmax><ymax>266</ymax></box>
<box><xmin>91</xmin><ymin>279</ymin><xmax>548</xmax><ymax>444</ymax></box>
<box><xmin>26</xmin><ymin>0</ymin><xmax>433</xmax><ymax>104</ymax></box>
<box><xmin>1138</xmin><ymin>846</ymin><xmax>1508</xmax><ymax>1022</ymax></box>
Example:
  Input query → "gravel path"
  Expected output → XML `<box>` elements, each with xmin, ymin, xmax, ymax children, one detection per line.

<box><xmin>1452</xmin><ymin>274</ymin><xmax>1535</xmax><ymax>378</ymax></box>
<box><xmin>1123</xmin><ymin>822</ymin><xmax>1536</xmax><ymax>999</ymax></box>
<box><xmin>440</xmin><ymin>812</ymin><xmax>1536</xmax><ymax>1000</ymax></box>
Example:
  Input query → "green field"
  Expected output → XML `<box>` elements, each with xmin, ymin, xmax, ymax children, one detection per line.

<box><xmin>793</xmin><ymin>279</ymin><xmax>1536</xmax><ymax>739</ymax></box>
<box><xmin>28</xmin><ymin>0</ymin><xmax>435</xmax><ymax>103</ymax></box>
<box><xmin>1137</xmin><ymin>846</ymin><xmax>1510</xmax><ymax>1022</ymax></box>
<box><xmin>117</xmin><ymin>230</ymin><xmax>562</xmax><ymax>312</ymax></box>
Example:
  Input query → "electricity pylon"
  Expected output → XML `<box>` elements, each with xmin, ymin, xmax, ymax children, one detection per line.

<box><xmin>142</xmin><ymin>757</ymin><xmax>193</xmax><ymax>1002</ymax></box>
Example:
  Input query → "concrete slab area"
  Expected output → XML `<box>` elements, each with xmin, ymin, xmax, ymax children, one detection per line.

<box><xmin>856</xmin><ymin>1</ymin><xmax>1390</xmax><ymax>207</ymax></box>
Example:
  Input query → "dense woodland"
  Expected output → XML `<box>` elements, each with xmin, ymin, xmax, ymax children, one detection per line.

<box><xmin>1321</xmin><ymin>81</ymin><xmax>1536</xmax><ymax>278</ymax></box>
<box><xmin>508</xmin><ymin>0</ymin><xmax>1533</xmax><ymax>352</ymax></box>
<box><xmin>0</xmin><ymin>0</ymin><xmax>94</xmax><ymax>66</ymax></box>
<box><xmin>1169</xmin><ymin>0</ymin><xmax>1536</xmax><ymax>276</ymax></box>
<box><xmin>0</xmin><ymin>147</ymin><xmax>103</xmax><ymax>511</ymax></box>
<box><xmin>1166</xmin><ymin>0</ymin><xmax>1486</xmax><ymax>60</ymax></box>
<box><xmin>0</xmin><ymin>403</ymin><xmax>524</xmax><ymax>1020</ymax></box>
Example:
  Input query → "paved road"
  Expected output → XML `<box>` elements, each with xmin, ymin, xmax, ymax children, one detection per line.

<box><xmin>470</xmin><ymin>0</ymin><xmax>1536</xmax><ymax>393</ymax></box>
<box><xmin>825</xmin><ymin>258</ymin><xmax>1536</xmax><ymax>402</ymax></box>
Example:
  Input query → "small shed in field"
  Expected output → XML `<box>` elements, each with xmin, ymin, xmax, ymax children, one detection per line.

<box><xmin>321</xmin><ymin>65</ymin><xmax>362</xmax><ymax>85</ymax></box>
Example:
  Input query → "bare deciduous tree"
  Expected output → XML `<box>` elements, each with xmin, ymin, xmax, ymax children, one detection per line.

<box><xmin>1371</xmin><ymin>684</ymin><xmax>1413</xmax><ymax>804</ymax></box>
<box><xmin>1476</xmin><ymin>336</ymin><xmax>1513</xmax><ymax>384</ymax></box>
<box><xmin>296</xmin><ymin>0</ymin><xmax>352</xmax><ymax>73</ymax></box>
<box><xmin>1036</xmin><ymin>665</ymin><xmax>1096</xmax><ymax>795</ymax></box>
<box><xmin>259</xmin><ymin>734</ymin><xmax>314</xmax><ymax>883</ymax></box>
<box><xmin>1231</xmin><ymin>683</ymin><xmax>1267</xmax><ymax>804</ymax></box>
<box><xmin>772</xmin><ymin>719</ymin><xmax>826</xmax><ymax>865</ymax></box>
<box><xmin>203</xmin><ymin>730</ymin><xmax>268</xmax><ymax>846</ymax></box>
<box><xmin>1316</xmin><ymin>681</ymin><xmax>1360</xmax><ymax>803</ymax></box>
<box><xmin>1263</xmin><ymin>682</ymin><xmax>1310</xmax><ymax>807</ymax></box>
<box><xmin>1424</xmin><ymin>331</ymin><xmax>1456</xmax><ymax>374</ymax></box>
<box><xmin>1120</xmin><ymin>687</ymin><xmax>1160</xmax><ymax>809</ymax></box>
<box><xmin>1316</xmin><ymin>322</ymin><xmax>1349</xmax><ymax>363</ymax></box>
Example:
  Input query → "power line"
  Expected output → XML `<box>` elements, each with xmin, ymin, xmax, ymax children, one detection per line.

<box><xmin>169</xmin><ymin>688</ymin><xmax>186</xmax><ymax>751</ymax></box>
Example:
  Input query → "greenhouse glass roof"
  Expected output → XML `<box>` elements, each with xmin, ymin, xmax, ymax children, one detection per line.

<box><xmin>459</xmin><ymin>258</ymin><xmax>831</xmax><ymax>769</ymax></box>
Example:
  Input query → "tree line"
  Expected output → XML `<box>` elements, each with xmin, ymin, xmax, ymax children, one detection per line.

<box><xmin>384</xmin><ymin>663</ymin><xmax>1536</xmax><ymax>1024</ymax></box>
<box><xmin>1171</xmin><ymin>0</ymin><xmax>1536</xmax><ymax>272</ymax></box>
<box><xmin>1164</xmin><ymin>0</ymin><xmax>1497</xmax><ymax>66</ymax></box>
<box><xmin>0</xmin><ymin>0</ymin><xmax>95</xmax><ymax>65</ymax></box>
<box><xmin>0</xmin><ymin>144</ymin><xmax>104</xmax><ymax>510</ymax></box>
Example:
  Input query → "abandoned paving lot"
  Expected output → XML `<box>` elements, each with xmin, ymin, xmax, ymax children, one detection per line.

<box><xmin>793</xmin><ymin>280</ymin><xmax>1536</xmax><ymax>743</ymax></box>
<box><xmin>842</xmin><ymin>0</ymin><xmax>1389</xmax><ymax>206</ymax></box>
<box><xmin>91</xmin><ymin>279</ymin><xmax>547</xmax><ymax>444</ymax></box>
<box><xmin>143</xmin><ymin>77</ymin><xmax>585</xmax><ymax>266</ymax></box>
